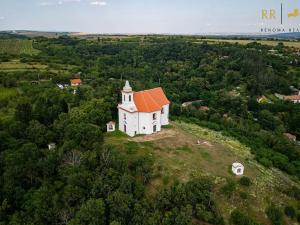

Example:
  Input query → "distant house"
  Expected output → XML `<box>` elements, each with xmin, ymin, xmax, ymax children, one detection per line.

<box><xmin>275</xmin><ymin>93</ymin><xmax>284</xmax><ymax>100</ymax></box>
<box><xmin>283</xmin><ymin>95</ymin><xmax>300</xmax><ymax>103</ymax></box>
<box><xmin>257</xmin><ymin>96</ymin><xmax>272</xmax><ymax>104</ymax></box>
<box><xmin>290</xmin><ymin>86</ymin><xmax>300</xmax><ymax>95</ymax></box>
<box><xmin>232</xmin><ymin>162</ymin><xmax>244</xmax><ymax>176</ymax></box>
<box><xmin>57</xmin><ymin>84</ymin><xmax>64</xmax><ymax>89</ymax></box>
<box><xmin>182</xmin><ymin>100</ymin><xmax>203</xmax><ymax>107</ymax></box>
<box><xmin>199</xmin><ymin>106</ymin><xmax>210</xmax><ymax>112</ymax></box>
<box><xmin>70</xmin><ymin>79</ymin><xmax>82</xmax><ymax>86</ymax></box>
<box><xmin>284</xmin><ymin>133</ymin><xmax>297</xmax><ymax>142</ymax></box>
<box><xmin>48</xmin><ymin>143</ymin><xmax>56</xmax><ymax>150</ymax></box>
<box><xmin>106</xmin><ymin>121</ymin><xmax>116</xmax><ymax>132</ymax></box>
<box><xmin>31</xmin><ymin>81</ymin><xmax>39</xmax><ymax>85</ymax></box>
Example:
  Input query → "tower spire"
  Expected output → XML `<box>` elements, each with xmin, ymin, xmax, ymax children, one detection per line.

<box><xmin>123</xmin><ymin>80</ymin><xmax>132</xmax><ymax>92</ymax></box>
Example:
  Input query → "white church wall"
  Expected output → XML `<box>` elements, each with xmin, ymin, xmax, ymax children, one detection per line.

<box><xmin>160</xmin><ymin>104</ymin><xmax>169</xmax><ymax>126</ymax></box>
<box><xmin>118</xmin><ymin>109</ymin><xmax>138</xmax><ymax>137</ymax></box>
<box><xmin>138</xmin><ymin>111</ymin><xmax>161</xmax><ymax>135</ymax></box>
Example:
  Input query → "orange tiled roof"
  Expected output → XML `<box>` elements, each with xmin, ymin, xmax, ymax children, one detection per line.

<box><xmin>284</xmin><ymin>95</ymin><xmax>300</xmax><ymax>101</ymax></box>
<box><xmin>70</xmin><ymin>79</ymin><xmax>82</xmax><ymax>84</ymax></box>
<box><xmin>133</xmin><ymin>87</ymin><xmax>170</xmax><ymax>112</ymax></box>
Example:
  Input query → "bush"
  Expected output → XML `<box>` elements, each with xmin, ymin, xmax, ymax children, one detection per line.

<box><xmin>284</xmin><ymin>205</ymin><xmax>296</xmax><ymax>219</ymax></box>
<box><xmin>265</xmin><ymin>205</ymin><xmax>285</xmax><ymax>225</ymax></box>
<box><xmin>297</xmin><ymin>214</ymin><xmax>300</xmax><ymax>223</ymax></box>
<box><xmin>221</xmin><ymin>179</ymin><xmax>236</xmax><ymax>198</ymax></box>
<box><xmin>239</xmin><ymin>177</ymin><xmax>251</xmax><ymax>187</ymax></box>
<box><xmin>239</xmin><ymin>191</ymin><xmax>248</xmax><ymax>199</ymax></box>
<box><xmin>230</xmin><ymin>209</ymin><xmax>261</xmax><ymax>225</ymax></box>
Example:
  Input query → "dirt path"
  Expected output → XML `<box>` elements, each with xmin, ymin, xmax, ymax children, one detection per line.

<box><xmin>132</xmin><ymin>127</ymin><xmax>178</xmax><ymax>142</ymax></box>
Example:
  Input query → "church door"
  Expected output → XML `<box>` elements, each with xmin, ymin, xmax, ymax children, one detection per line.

<box><xmin>153</xmin><ymin>125</ymin><xmax>157</xmax><ymax>133</ymax></box>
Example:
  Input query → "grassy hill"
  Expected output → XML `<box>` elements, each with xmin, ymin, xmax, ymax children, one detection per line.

<box><xmin>0</xmin><ymin>39</ymin><xmax>39</xmax><ymax>55</ymax></box>
<box><xmin>105</xmin><ymin>121</ymin><xmax>300</xmax><ymax>224</ymax></box>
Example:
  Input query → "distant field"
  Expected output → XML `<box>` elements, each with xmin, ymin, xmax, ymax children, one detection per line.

<box><xmin>199</xmin><ymin>38</ymin><xmax>300</xmax><ymax>48</ymax></box>
<box><xmin>0</xmin><ymin>60</ymin><xmax>47</xmax><ymax>72</ymax></box>
<box><xmin>0</xmin><ymin>39</ymin><xmax>39</xmax><ymax>55</ymax></box>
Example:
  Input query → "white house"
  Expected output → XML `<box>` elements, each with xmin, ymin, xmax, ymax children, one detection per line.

<box><xmin>70</xmin><ymin>79</ymin><xmax>82</xmax><ymax>86</ymax></box>
<box><xmin>284</xmin><ymin>95</ymin><xmax>300</xmax><ymax>103</ymax></box>
<box><xmin>48</xmin><ymin>143</ymin><xmax>56</xmax><ymax>150</ymax></box>
<box><xmin>106</xmin><ymin>121</ymin><xmax>116</xmax><ymax>132</ymax></box>
<box><xmin>118</xmin><ymin>81</ymin><xmax>170</xmax><ymax>137</ymax></box>
<box><xmin>232</xmin><ymin>162</ymin><xmax>244</xmax><ymax>176</ymax></box>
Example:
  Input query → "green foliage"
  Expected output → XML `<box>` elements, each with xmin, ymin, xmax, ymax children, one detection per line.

<box><xmin>64</xmin><ymin>123</ymin><xmax>103</xmax><ymax>150</ymax></box>
<box><xmin>239</xmin><ymin>177</ymin><xmax>251</xmax><ymax>187</ymax></box>
<box><xmin>221</xmin><ymin>179</ymin><xmax>236</xmax><ymax>198</ymax></box>
<box><xmin>15</xmin><ymin>100</ymin><xmax>32</xmax><ymax>123</ymax></box>
<box><xmin>283</xmin><ymin>205</ymin><xmax>296</xmax><ymax>219</ymax></box>
<box><xmin>68</xmin><ymin>199</ymin><xmax>105</xmax><ymax>225</ymax></box>
<box><xmin>161</xmin><ymin>124</ymin><xmax>173</xmax><ymax>129</ymax></box>
<box><xmin>265</xmin><ymin>205</ymin><xmax>285</xmax><ymax>225</ymax></box>
<box><xmin>230</xmin><ymin>209</ymin><xmax>261</xmax><ymax>225</ymax></box>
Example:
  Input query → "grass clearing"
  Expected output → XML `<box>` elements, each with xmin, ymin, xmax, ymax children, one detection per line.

<box><xmin>104</xmin><ymin>121</ymin><xmax>299</xmax><ymax>224</ymax></box>
<box><xmin>0</xmin><ymin>39</ymin><xmax>39</xmax><ymax>55</ymax></box>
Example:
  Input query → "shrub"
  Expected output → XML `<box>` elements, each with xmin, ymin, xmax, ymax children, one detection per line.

<box><xmin>284</xmin><ymin>205</ymin><xmax>296</xmax><ymax>219</ymax></box>
<box><xmin>221</xmin><ymin>179</ymin><xmax>236</xmax><ymax>198</ymax></box>
<box><xmin>265</xmin><ymin>205</ymin><xmax>285</xmax><ymax>225</ymax></box>
<box><xmin>239</xmin><ymin>177</ymin><xmax>251</xmax><ymax>187</ymax></box>
<box><xmin>230</xmin><ymin>209</ymin><xmax>261</xmax><ymax>225</ymax></box>
<box><xmin>239</xmin><ymin>191</ymin><xmax>248</xmax><ymax>199</ymax></box>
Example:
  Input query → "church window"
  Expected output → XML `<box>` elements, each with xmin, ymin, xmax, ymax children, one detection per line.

<box><xmin>153</xmin><ymin>113</ymin><xmax>157</xmax><ymax>120</ymax></box>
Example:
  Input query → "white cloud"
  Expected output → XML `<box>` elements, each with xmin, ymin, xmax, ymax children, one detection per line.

<box><xmin>0</xmin><ymin>16</ymin><xmax>5</xmax><ymax>20</ymax></box>
<box><xmin>39</xmin><ymin>2</ymin><xmax>54</xmax><ymax>6</ymax></box>
<box><xmin>38</xmin><ymin>0</ymin><xmax>107</xmax><ymax>7</ymax></box>
<box><xmin>62</xmin><ymin>0</ymin><xmax>81</xmax><ymax>2</ymax></box>
<box><xmin>39</xmin><ymin>0</ymin><xmax>81</xmax><ymax>6</ymax></box>
<box><xmin>90</xmin><ymin>1</ymin><xmax>107</xmax><ymax>6</ymax></box>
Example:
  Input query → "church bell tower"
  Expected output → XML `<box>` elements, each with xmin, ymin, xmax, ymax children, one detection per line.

<box><xmin>122</xmin><ymin>80</ymin><xmax>133</xmax><ymax>104</ymax></box>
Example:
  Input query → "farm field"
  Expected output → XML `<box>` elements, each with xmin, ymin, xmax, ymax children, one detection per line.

<box><xmin>0</xmin><ymin>39</ymin><xmax>39</xmax><ymax>55</ymax></box>
<box><xmin>199</xmin><ymin>38</ymin><xmax>300</xmax><ymax>48</ymax></box>
<box><xmin>0</xmin><ymin>60</ymin><xmax>48</xmax><ymax>72</ymax></box>
<box><xmin>105</xmin><ymin>121</ymin><xmax>299</xmax><ymax>224</ymax></box>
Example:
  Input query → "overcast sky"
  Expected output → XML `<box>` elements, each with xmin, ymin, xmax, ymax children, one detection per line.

<box><xmin>0</xmin><ymin>0</ymin><xmax>299</xmax><ymax>34</ymax></box>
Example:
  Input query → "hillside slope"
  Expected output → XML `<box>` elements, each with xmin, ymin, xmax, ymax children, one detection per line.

<box><xmin>105</xmin><ymin>121</ymin><xmax>300</xmax><ymax>224</ymax></box>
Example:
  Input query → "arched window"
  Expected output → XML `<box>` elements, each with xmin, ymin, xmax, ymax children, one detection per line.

<box><xmin>153</xmin><ymin>113</ymin><xmax>157</xmax><ymax>120</ymax></box>
<box><xmin>129</xmin><ymin>95</ymin><xmax>131</xmax><ymax>102</ymax></box>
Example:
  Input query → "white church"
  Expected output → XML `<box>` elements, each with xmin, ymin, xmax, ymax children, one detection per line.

<box><xmin>118</xmin><ymin>81</ymin><xmax>170</xmax><ymax>137</ymax></box>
